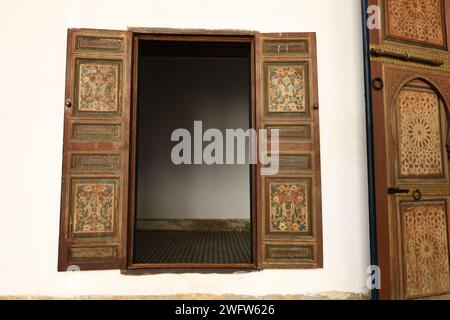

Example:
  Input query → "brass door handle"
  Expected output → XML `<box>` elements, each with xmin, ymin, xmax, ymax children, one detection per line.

<box><xmin>65</xmin><ymin>99</ymin><xmax>72</xmax><ymax>108</ymax></box>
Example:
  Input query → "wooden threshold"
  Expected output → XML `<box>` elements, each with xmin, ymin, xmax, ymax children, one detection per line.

<box><xmin>124</xmin><ymin>263</ymin><xmax>258</xmax><ymax>275</ymax></box>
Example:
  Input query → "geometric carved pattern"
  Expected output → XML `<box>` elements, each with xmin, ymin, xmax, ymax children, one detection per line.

<box><xmin>387</xmin><ymin>0</ymin><xmax>445</xmax><ymax>47</ymax></box>
<box><xmin>269</xmin><ymin>181</ymin><xmax>309</xmax><ymax>233</ymax></box>
<box><xmin>76</xmin><ymin>61</ymin><xmax>120</xmax><ymax>112</ymax></box>
<box><xmin>402</xmin><ymin>202</ymin><xmax>450</xmax><ymax>298</ymax></box>
<box><xmin>265</xmin><ymin>63</ymin><xmax>307</xmax><ymax>113</ymax></box>
<box><xmin>70</xmin><ymin>178</ymin><xmax>118</xmax><ymax>237</ymax></box>
<box><xmin>397</xmin><ymin>88</ymin><xmax>443</xmax><ymax>177</ymax></box>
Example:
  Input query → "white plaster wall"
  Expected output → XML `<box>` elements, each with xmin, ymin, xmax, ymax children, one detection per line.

<box><xmin>0</xmin><ymin>0</ymin><xmax>370</xmax><ymax>297</ymax></box>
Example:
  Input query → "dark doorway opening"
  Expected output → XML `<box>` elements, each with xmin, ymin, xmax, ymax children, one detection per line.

<box><xmin>132</xmin><ymin>39</ymin><xmax>254</xmax><ymax>266</ymax></box>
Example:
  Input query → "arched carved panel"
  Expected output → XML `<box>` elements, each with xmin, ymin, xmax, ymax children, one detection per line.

<box><xmin>395</xmin><ymin>80</ymin><xmax>445</xmax><ymax>178</ymax></box>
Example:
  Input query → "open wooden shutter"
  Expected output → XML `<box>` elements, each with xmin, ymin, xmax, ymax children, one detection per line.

<box><xmin>256</xmin><ymin>33</ymin><xmax>323</xmax><ymax>268</ymax></box>
<box><xmin>58</xmin><ymin>29</ymin><xmax>132</xmax><ymax>271</ymax></box>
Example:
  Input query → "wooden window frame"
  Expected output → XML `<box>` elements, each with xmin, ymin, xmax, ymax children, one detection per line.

<box><xmin>127</xmin><ymin>33</ymin><xmax>258</xmax><ymax>272</ymax></box>
<box><xmin>58</xmin><ymin>28</ymin><xmax>322</xmax><ymax>273</ymax></box>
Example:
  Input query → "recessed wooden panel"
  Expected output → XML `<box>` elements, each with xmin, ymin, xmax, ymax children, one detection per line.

<box><xmin>264</xmin><ymin>154</ymin><xmax>313</xmax><ymax>173</ymax></box>
<box><xmin>264</xmin><ymin>244</ymin><xmax>313</xmax><ymax>262</ymax></box>
<box><xmin>265</xmin><ymin>178</ymin><xmax>312</xmax><ymax>236</ymax></box>
<box><xmin>75</xmin><ymin>36</ymin><xmax>124</xmax><ymax>52</ymax></box>
<box><xmin>396</xmin><ymin>86</ymin><xmax>444</xmax><ymax>178</ymax></box>
<box><xmin>266</xmin><ymin>124</ymin><xmax>312</xmax><ymax>142</ymax></box>
<box><xmin>278</xmin><ymin>154</ymin><xmax>313</xmax><ymax>173</ymax></box>
<box><xmin>70</xmin><ymin>154</ymin><xmax>121</xmax><ymax>171</ymax></box>
<box><xmin>73</xmin><ymin>59</ymin><xmax>122</xmax><ymax>115</ymax></box>
<box><xmin>386</xmin><ymin>0</ymin><xmax>446</xmax><ymax>48</ymax></box>
<box><xmin>401</xmin><ymin>201</ymin><xmax>450</xmax><ymax>298</ymax></box>
<box><xmin>262</xmin><ymin>39</ymin><xmax>309</xmax><ymax>55</ymax></box>
<box><xmin>72</xmin><ymin>123</ymin><xmax>122</xmax><ymax>141</ymax></box>
<box><xmin>68</xmin><ymin>178</ymin><xmax>119</xmax><ymax>238</ymax></box>
<box><xmin>69</xmin><ymin>246</ymin><xmax>118</xmax><ymax>261</ymax></box>
<box><xmin>263</xmin><ymin>62</ymin><xmax>309</xmax><ymax>117</ymax></box>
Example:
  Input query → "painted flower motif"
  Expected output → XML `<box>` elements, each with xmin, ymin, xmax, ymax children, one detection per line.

<box><xmin>268</xmin><ymin>65</ymin><xmax>305</xmax><ymax>113</ymax></box>
<box><xmin>74</xmin><ymin>183</ymin><xmax>114</xmax><ymax>233</ymax></box>
<box><xmin>269</xmin><ymin>182</ymin><xmax>308</xmax><ymax>233</ymax></box>
<box><xmin>78</xmin><ymin>63</ymin><xmax>118</xmax><ymax>112</ymax></box>
<box><xmin>278</xmin><ymin>222</ymin><xmax>287</xmax><ymax>231</ymax></box>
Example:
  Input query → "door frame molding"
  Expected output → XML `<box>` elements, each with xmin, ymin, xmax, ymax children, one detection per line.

<box><xmin>361</xmin><ymin>0</ymin><xmax>379</xmax><ymax>300</ymax></box>
<box><xmin>126</xmin><ymin>32</ymin><xmax>259</xmax><ymax>271</ymax></box>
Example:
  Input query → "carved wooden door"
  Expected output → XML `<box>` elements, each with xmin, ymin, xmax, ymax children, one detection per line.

<box><xmin>369</xmin><ymin>0</ymin><xmax>450</xmax><ymax>299</ymax></box>
<box><xmin>58</xmin><ymin>29</ymin><xmax>132</xmax><ymax>270</ymax></box>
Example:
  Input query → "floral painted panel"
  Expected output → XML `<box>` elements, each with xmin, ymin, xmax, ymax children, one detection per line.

<box><xmin>398</xmin><ymin>88</ymin><xmax>443</xmax><ymax>177</ymax></box>
<box><xmin>402</xmin><ymin>202</ymin><xmax>450</xmax><ymax>298</ymax></box>
<box><xmin>269</xmin><ymin>181</ymin><xmax>309</xmax><ymax>233</ymax></box>
<box><xmin>387</xmin><ymin>0</ymin><xmax>445</xmax><ymax>47</ymax></box>
<box><xmin>77</xmin><ymin>62</ymin><xmax>119</xmax><ymax>112</ymax></box>
<box><xmin>71</xmin><ymin>179</ymin><xmax>118</xmax><ymax>236</ymax></box>
<box><xmin>266</xmin><ymin>63</ymin><xmax>306</xmax><ymax>113</ymax></box>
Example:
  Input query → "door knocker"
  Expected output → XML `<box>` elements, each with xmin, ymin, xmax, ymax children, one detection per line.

<box><xmin>371</xmin><ymin>77</ymin><xmax>384</xmax><ymax>91</ymax></box>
